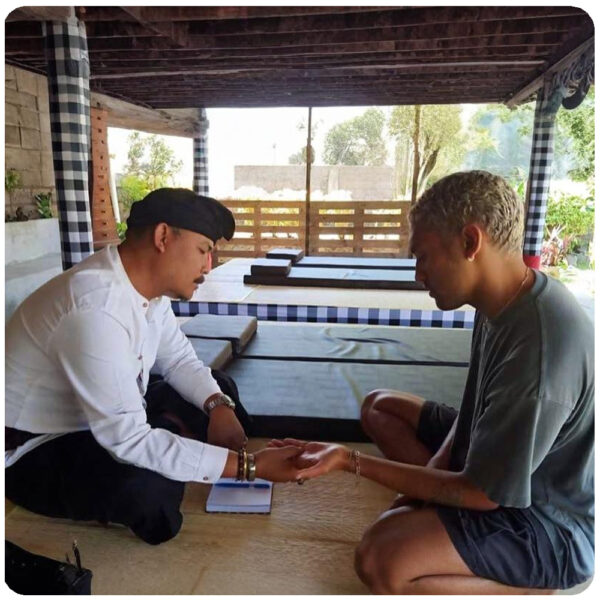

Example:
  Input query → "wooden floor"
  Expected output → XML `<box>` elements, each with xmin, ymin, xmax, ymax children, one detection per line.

<box><xmin>5</xmin><ymin>439</ymin><xmax>395</xmax><ymax>595</ymax></box>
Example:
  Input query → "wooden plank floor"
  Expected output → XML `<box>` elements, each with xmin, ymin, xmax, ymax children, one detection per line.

<box><xmin>5</xmin><ymin>439</ymin><xmax>395</xmax><ymax>594</ymax></box>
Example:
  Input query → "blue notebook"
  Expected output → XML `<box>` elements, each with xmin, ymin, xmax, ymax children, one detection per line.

<box><xmin>206</xmin><ymin>478</ymin><xmax>273</xmax><ymax>514</ymax></box>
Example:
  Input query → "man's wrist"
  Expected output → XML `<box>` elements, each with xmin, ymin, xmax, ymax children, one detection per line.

<box><xmin>337</xmin><ymin>445</ymin><xmax>352</xmax><ymax>471</ymax></box>
<box><xmin>204</xmin><ymin>392</ymin><xmax>235</xmax><ymax>414</ymax></box>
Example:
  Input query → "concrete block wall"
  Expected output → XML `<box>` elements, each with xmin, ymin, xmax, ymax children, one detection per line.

<box><xmin>234</xmin><ymin>165</ymin><xmax>395</xmax><ymax>200</ymax></box>
<box><xmin>5</xmin><ymin>64</ymin><xmax>56</xmax><ymax>220</ymax></box>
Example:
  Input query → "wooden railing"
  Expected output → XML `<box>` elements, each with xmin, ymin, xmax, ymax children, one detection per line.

<box><xmin>214</xmin><ymin>199</ymin><xmax>411</xmax><ymax>264</ymax></box>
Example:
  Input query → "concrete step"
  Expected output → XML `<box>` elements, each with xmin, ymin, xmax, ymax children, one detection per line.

<box><xmin>5</xmin><ymin>252</ymin><xmax>63</xmax><ymax>320</ymax></box>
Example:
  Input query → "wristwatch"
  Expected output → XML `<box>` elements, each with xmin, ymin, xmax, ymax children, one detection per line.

<box><xmin>204</xmin><ymin>393</ymin><xmax>236</xmax><ymax>414</ymax></box>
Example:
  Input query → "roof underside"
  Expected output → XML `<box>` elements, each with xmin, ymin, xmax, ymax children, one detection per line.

<box><xmin>5</xmin><ymin>5</ymin><xmax>594</xmax><ymax>109</ymax></box>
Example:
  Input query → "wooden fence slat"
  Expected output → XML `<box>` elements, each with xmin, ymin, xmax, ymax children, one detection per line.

<box><xmin>213</xmin><ymin>198</ymin><xmax>413</xmax><ymax>263</ymax></box>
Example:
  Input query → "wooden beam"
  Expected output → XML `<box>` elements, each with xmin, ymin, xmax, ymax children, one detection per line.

<box><xmin>184</xmin><ymin>6</ymin><xmax>586</xmax><ymax>37</ymax></box>
<box><xmin>506</xmin><ymin>34</ymin><xmax>594</xmax><ymax>107</ymax></box>
<box><xmin>90</xmin><ymin>92</ymin><xmax>200</xmax><ymax>137</ymax></box>
<box><xmin>6</xmin><ymin>6</ymin><xmax>74</xmax><ymax>21</ymax></box>
<box><xmin>90</xmin><ymin>60</ymin><xmax>543</xmax><ymax>80</ymax></box>
<box><xmin>78</xmin><ymin>6</ymin><xmax>389</xmax><ymax>22</ymax></box>
<box><xmin>118</xmin><ymin>7</ymin><xmax>190</xmax><ymax>48</ymax></box>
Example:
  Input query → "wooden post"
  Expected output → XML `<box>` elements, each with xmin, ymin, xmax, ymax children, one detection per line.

<box><xmin>304</xmin><ymin>106</ymin><xmax>312</xmax><ymax>255</ymax></box>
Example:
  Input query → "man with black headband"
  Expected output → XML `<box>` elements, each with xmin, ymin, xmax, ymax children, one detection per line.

<box><xmin>6</xmin><ymin>188</ymin><xmax>304</xmax><ymax>544</ymax></box>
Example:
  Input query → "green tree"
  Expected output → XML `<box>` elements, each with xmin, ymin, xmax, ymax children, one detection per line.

<box><xmin>556</xmin><ymin>86</ymin><xmax>594</xmax><ymax>181</ymax></box>
<box><xmin>465</xmin><ymin>86</ymin><xmax>594</xmax><ymax>185</ymax></box>
<box><xmin>119</xmin><ymin>132</ymin><xmax>184</xmax><ymax>215</ymax></box>
<box><xmin>322</xmin><ymin>108</ymin><xmax>387</xmax><ymax>166</ymax></box>
<box><xmin>389</xmin><ymin>105</ymin><xmax>464</xmax><ymax>201</ymax></box>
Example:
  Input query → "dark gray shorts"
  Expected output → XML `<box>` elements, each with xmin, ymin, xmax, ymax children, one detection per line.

<box><xmin>417</xmin><ymin>401</ymin><xmax>587</xmax><ymax>590</ymax></box>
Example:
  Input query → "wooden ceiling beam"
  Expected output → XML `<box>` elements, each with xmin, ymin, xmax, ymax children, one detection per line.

<box><xmin>90</xmin><ymin>60</ymin><xmax>541</xmax><ymax>80</ymax></box>
<box><xmin>78</xmin><ymin>6</ymin><xmax>391</xmax><ymax>23</ymax></box>
<box><xmin>6</xmin><ymin>6</ymin><xmax>74</xmax><ymax>21</ymax></box>
<box><xmin>83</xmin><ymin>36</ymin><xmax>564</xmax><ymax>63</ymax></box>
<box><xmin>172</xmin><ymin>16</ymin><xmax>586</xmax><ymax>51</ymax></box>
<box><xmin>506</xmin><ymin>30</ymin><xmax>594</xmax><ymax>107</ymax></box>
<box><xmin>85</xmin><ymin>49</ymin><xmax>555</xmax><ymax>73</ymax></box>
<box><xmin>6</xmin><ymin>29</ymin><xmax>567</xmax><ymax>56</ymax></box>
<box><xmin>184</xmin><ymin>6</ymin><xmax>586</xmax><ymax>37</ymax></box>
<box><xmin>116</xmin><ymin>7</ymin><xmax>190</xmax><ymax>48</ymax></box>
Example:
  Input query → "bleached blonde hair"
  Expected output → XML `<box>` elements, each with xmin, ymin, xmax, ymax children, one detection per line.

<box><xmin>409</xmin><ymin>171</ymin><xmax>525</xmax><ymax>253</ymax></box>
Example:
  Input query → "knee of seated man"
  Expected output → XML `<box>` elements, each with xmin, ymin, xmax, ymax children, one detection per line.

<box><xmin>125</xmin><ymin>474</ymin><xmax>185</xmax><ymax>545</ymax></box>
<box><xmin>118</xmin><ymin>469</ymin><xmax>184</xmax><ymax>513</ymax></box>
<box><xmin>361</xmin><ymin>389</ymin><xmax>387</xmax><ymax>420</ymax></box>
<box><xmin>355</xmin><ymin>533</ymin><xmax>407</xmax><ymax>593</ymax></box>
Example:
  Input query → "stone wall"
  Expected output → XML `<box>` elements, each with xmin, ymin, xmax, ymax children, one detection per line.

<box><xmin>234</xmin><ymin>165</ymin><xmax>395</xmax><ymax>200</ymax></box>
<box><xmin>5</xmin><ymin>65</ymin><xmax>56</xmax><ymax>220</ymax></box>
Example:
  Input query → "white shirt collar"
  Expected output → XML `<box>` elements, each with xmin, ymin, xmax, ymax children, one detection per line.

<box><xmin>107</xmin><ymin>245</ymin><xmax>156</xmax><ymax>314</ymax></box>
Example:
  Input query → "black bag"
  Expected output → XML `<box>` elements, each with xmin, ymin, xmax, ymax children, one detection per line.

<box><xmin>5</xmin><ymin>540</ymin><xmax>93</xmax><ymax>595</ymax></box>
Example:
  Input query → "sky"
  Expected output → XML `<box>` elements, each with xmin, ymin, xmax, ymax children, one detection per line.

<box><xmin>107</xmin><ymin>104</ymin><xmax>480</xmax><ymax>199</ymax></box>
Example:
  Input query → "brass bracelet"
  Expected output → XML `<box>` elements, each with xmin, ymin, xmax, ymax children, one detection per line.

<box><xmin>243</xmin><ymin>447</ymin><xmax>249</xmax><ymax>481</ymax></box>
<box><xmin>247</xmin><ymin>453</ymin><xmax>256</xmax><ymax>482</ymax></box>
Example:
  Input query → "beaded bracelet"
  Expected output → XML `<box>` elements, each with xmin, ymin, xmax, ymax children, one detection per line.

<box><xmin>350</xmin><ymin>449</ymin><xmax>360</xmax><ymax>484</ymax></box>
<box><xmin>237</xmin><ymin>448</ymin><xmax>247</xmax><ymax>481</ymax></box>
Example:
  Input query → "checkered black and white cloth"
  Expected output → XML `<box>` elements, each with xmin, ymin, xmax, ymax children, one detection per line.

<box><xmin>523</xmin><ymin>88</ymin><xmax>562</xmax><ymax>259</ymax></box>
<box><xmin>43</xmin><ymin>18</ymin><xmax>94</xmax><ymax>270</ymax></box>
<box><xmin>193</xmin><ymin>109</ymin><xmax>209</xmax><ymax>195</ymax></box>
<box><xmin>171</xmin><ymin>301</ymin><xmax>475</xmax><ymax>329</ymax></box>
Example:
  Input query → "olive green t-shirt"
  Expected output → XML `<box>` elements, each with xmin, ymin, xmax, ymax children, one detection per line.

<box><xmin>450</xmin><ymin>270</ymin><xmax>594</xmax><ymax>574</ymax></box>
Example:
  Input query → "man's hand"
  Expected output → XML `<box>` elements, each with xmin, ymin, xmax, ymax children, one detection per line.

<box><xmin>207</xmin><ymin>405</ymin><xmax>247</xmax><ymax>450</ymax></box>
<box><xmin>254</xmin><ymin>446</ymin><xmax>304</xmax><ymax>482</ymax></box>
<box><xmin>268</xmin><ymin>438</ymin><xmax>348</xmax><ymax>480</ymax></box>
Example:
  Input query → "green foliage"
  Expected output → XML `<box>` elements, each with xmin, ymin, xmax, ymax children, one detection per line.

<box><xmin>464</xmin><ymin>103</ymin><xmax>534</xmax><ymax>179</ymax></box>
<box><xmin>465</xmin><ymin>86</ymin><xmax>594</xmax><ymax>185</ymax></box>
<box><xmin>119</xmin><ymin>173</ymin><xmax>152</xmax><ymax>213</ymax></box>
<box><xmin>556</xmin><ymin>87</ymin><xmax>594</xmax><ymax>181</ymax></box>
<box><xmin>34</xmin><ymin>192</ymin><xmax>53</xmax><ymax>218</ymax></box>
<box><xmin>323</xmin><ymin>108</ymin><xmax>387</xmax><ymax>166</ymax></box>
<box><xmin>545</xmin><ymin>190</ymin><xmax>595</xmax><ymax>243</ymax></box>
<box><xmin>120</xmin><ymin>132</ymin><xmax>184</xmax><ymax>215</ymax></box>
<box><xmin>116</xmin><ymin>221</ymin><xmax>128</xmax><ymax>240</ymax></box>
<box><xmin>5</xmin><ymin>169</ymin><xmax>22</xmax><ymax>192</ymax></box>
<box><xmin>389</xmin><ymin>104</ymin><xmax>464</xmax><ymax>195</ymax></box>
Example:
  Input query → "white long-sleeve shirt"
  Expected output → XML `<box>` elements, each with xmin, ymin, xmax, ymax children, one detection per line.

<box><xmin>5</xmin><ymin>245</ymin><xmax>228</xmax><ymax>483</ymax></box>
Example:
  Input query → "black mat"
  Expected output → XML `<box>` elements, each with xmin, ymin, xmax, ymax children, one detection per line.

<box><xmin>188</xmin><ymin>338</ymin><xmax>233</xmax><ymax>370</ymax></box>
<box><xmin>244</xmin><ymin>266</ymin><xmax>423</xmax><ymax>290</ymax></box>
<box><xmin>227</xmin><ymin>358</ymin><xmax>467</xmax><ymax>441</ymax></box>
<box><xmin>296</xmin><ymin>256</ymin><xmax>416</xmax><ymax>270</ymax></box>
<box><xmin>250</xmin><ymin>258</ymin><xmax>292</xmax><ymax>275</ymax></box>
<box><xmin>265</xmin><ymin>248</ymin><xmax>305</xmax><ymax>263</ymax></box>
<box><xmin>181</xmin><ymin>314</ymin><xmax>258</xmax><ymax>354</ymax></box>
<box><xmin>241</xmin><ymin>323</ymin><xmax>471</xmax><ymax>365</ymax></box>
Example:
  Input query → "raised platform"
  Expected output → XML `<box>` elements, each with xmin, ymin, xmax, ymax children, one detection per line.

<box><xmin>172</xmin><ymin>258</ymin><xmax>475</xmax><ymax>329</ymax></box>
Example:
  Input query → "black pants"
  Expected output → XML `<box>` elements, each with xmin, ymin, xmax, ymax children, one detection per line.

<box><xmin>5</xmin><ymin>370</ymin><xmax>252</xmax><ymax>545</ymax></box>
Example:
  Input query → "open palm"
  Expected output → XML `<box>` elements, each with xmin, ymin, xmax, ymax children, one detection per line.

<box><xmin>268</xmin><ymin>438</ymin><xmax>346</xmax><ymax>479</ymax></box>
